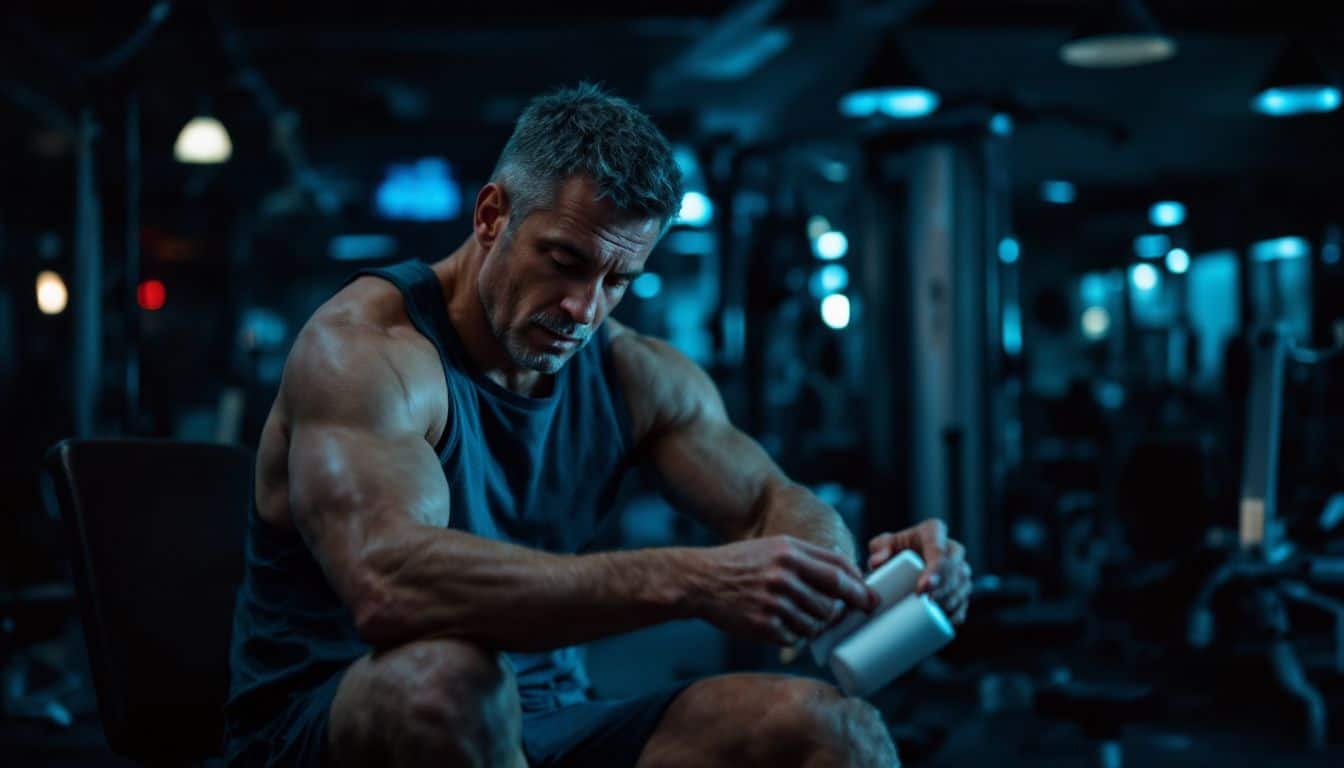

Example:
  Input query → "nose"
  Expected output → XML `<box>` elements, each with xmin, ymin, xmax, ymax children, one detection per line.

<box><xmin>560</xmin><ymin>280</ymin><xmax>600</xmax><ymax>328</ymax></box>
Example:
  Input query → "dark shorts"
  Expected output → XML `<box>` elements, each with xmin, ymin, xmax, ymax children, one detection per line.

<box><xmin>225</xmin><ymin>670</ymin><xmax>690</xmax><ymax>767</ymax></box>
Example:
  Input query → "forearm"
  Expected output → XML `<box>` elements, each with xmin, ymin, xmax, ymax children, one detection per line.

<box><xmin>752</xmin><ymin>481</ymin><xmax>859</xmax><ymax>565</ymax></box>
<box><xmin>351</xmin><ymin>523</ymin><xmax>697</xmax><ymax>651</ymax></box>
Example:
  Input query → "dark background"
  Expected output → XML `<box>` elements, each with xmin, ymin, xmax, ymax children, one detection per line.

<box><xmin>4</xmin><ymin>1</ymin><xmax>1344</xmax><ymax>765</ymax></box>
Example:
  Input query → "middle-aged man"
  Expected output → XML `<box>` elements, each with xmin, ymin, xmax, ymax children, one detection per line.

<box><xmin>224</xmin><ymin>83</ymin><xmax>972</xmax><ymax>768</ymax></box>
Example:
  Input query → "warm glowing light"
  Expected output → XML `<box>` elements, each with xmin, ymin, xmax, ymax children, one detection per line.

<box><xmin>36</xmin><ymin>271</ymin><xmax>67</xmax><ymax>315</ymax></box>
<box><xmin>173</xmin><ymin>116</ymin><xmax>232</xmax><ymax>164</ymax></box>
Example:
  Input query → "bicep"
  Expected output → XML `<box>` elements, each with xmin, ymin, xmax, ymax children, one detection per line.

<box><xmin>281</xmin><ymin>325</ymin><xmax>451</xmax><ymax>610</ymax></box>
<box><xmin>615</xmin><ymin>332</ymin><xmax>785</xmax><ymax>540</ymax></box>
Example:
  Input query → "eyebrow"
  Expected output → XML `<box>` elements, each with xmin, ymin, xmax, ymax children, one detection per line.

<box><xmin>540</xmin><ymin>237</ymin><xmax>644</xmax><ymax>280</ymax></box>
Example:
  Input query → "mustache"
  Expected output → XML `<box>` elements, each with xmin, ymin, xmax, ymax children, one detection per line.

<box><xmin>530</xmin><ymin>313</ymin><xmax>593</xmax><ymax>341</ymax></box>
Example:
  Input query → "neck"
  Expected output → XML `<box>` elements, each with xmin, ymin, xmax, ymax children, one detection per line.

<box><xmin>432</xmin><ymin>238</ymin><xmax>551</xmax><ymax>396</ymax></box>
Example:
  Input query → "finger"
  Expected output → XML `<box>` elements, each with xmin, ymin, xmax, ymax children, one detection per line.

<box><xmin>947</xmin><ymin>539</ymin><xmax>965</xmax><ymax>562</ymax></box>
<box><xmin>934</xmin><ymin>561</ymin><xmax>972</xmax><ymax>602</ymax></box>
<box><xmin>868</xmin><ymin>532</ymin><xmax>901</xmax><ymax>555</ymax></box>
<box><xmin>944</xmin><ymin>584</ymin><xmax>972</xmax><ymax>618</ymax></box>
<box><xmin>765</xmin><ymin>616</ymin><xmax>799</xmax><ymax>647</ymax></box>
<box><xmin>793</xmin><ymin>553</ymin><xmax>877</xmax><ymax>612</ymax></box>
<box><xmin>793</xmin><ymin>538</ymin><xmax>865</xmax><ymax>584</ymax></box>
<box><xmin>866</xmin><ymin>532</ymin><xmax>905</xmax><ymax>570</ymax></box>
<box><xmin>916</xmin><ymin>520</ymin><xmax>949</xmax><ymax>593</ymax></box>
<box><xmin>772</xmin><ymin>595</ymin><xmax>825</xmax><ymax>640</ymax></box>
<box><xmin>779</xmin><ymin>574</ymin><xmax>844</xmax><ymax>626</ymax></box>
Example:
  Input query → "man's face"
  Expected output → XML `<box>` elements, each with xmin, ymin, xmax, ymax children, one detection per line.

<box><xmin>477</xmin><ymin>175</ymin><xmax>660</xmax><ymax>374</ymax></box>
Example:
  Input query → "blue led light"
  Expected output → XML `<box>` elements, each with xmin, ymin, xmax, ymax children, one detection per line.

<box><xmin>1165</xmin><ymin>248</ymin><xmax>1190</xmax><ymax>274</ymax></box>
<box><xmin>375</xmin><ymin>158</ymin><xmax>461</xmax><ymax>221</ymax></box>
<box><xmin>1253</xmin><ymin>86</ymin><xmax>1342</xmax><ymax>116</ymax></box>
<box><xmin>813</xmin><ymin>231</ymin><xmax>849</xmax><ymax>260</ymax></box>
<box><xmin>1251</xmin><ymin>236</ymin><xmax>1310</xmax><ymax>262</ymax></box>
<box><xmin>328</xmin><ymin>234</ymin><xmax>397</xmax><ymax>261</ymax></box>
<box><xmin>1150</xmin><ymin>201</ymin><xmax>1186</xmax><ymax>228</ymax></box>
<box><xmin>808</xmin><ymin>265</ymin><xmax>850</xmax><ymax>299</ymax></box>
<box><xmin>1134</xmin><ymin>233</ymin><xmax>1172</xmax><ymax>259</ymax></box>
<box><xmin>1131</xmin><ymin>262</ymin><xmax>1159</xmax><ymax>291</ymax></box>
<box><xmin>998</xmin><ymin>237</ymin><xmax>1020</xmax><ymax>264</ymax></box>
<box><xmin>820</xmin><ymin>294</ymin><xmax>851</xmax><ymax>329</ymax></box>
<box><xmin>1041</xmin><ymin>180</ymin><xmax>1076</xmax><ymax>205</ymax></box>
<box><xmin>676</xmin><ymin>191</ymin><xmax>714</xmax><ymax>227</ymax></box>
<box><xmin>1002</xmin><ymin>303</ymin><xmax>1022</xmax><ymax>356</ymax></box>
<box><xmin>990</xmin><ymin>113</ymin><xmax>1014</xmax><ymax>136</ymax></box>
<box><xmin>631</xmin><ymin>273</ymin><xmax>663</xmax><ymax>299</ymax></box>
<box><xmin>839</xmin><ymin>88</ymin><xmax>939</xmax><ymax>119</ymax></box>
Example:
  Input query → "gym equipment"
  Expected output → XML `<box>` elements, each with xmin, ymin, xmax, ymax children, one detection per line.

<box><xmin>44</xmin><ymin>439</ymin><xmax>251</xmax><ymax>764</ymax></box>
<box><xmin>1183</xmin><ymin>325</ymin><xmax>1344</xmax><ymax>751</ymax></box>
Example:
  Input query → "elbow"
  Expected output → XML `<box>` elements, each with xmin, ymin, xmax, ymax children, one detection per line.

<box><xmin>349</xmin><ymin>568</ymin><xmax>412</xmax><ymax>648</ymax></box>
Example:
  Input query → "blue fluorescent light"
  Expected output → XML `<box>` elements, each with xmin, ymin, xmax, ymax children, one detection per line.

<box><xmin>1041</xmin><ymin>180</ymin><xmax>1076</xmax><ymax>204</ymax></box>
<box><xmin>1253</xmin><ymin>86</ymin><xmax>1342</xmax><ymax>116</ymax></box>
<box><xmin>839</xmin><ymin>88</ymin><xmax>939</xmax><ymax>119</ymax></box>
<box><xmin>1002</xmin><ymin>303</ymin><xmax>1022</xmax><ymax>356</ymax></box>
<box><xmin>375</xmin><ymin>158</ymin><xmax>461</xmax><ymax>221</ymax></box>
<box><xmin>998</xmin><ymin>236</ymin><xmax>1020</xmax><ymax>264</ymax></box>
<box><xmin>1080</xmin><ymin>273</ymin><xmax>1110</xmax><ymax>305</ymax></box>
<box><xmin>676</xmin><ymin>191</ymin><xmax>714</xmax><ymax>227</ymax></box>
<box><xmin>1131</xmin><ymin>262</ymin><xmax>1160</xmax><ymax>291</ymax></box>
<box><xmin>329</xmin><ymin>234</ymin><xmax>397</xmax><ymax>262</ymax></box>
<box><xmin>631</xmin><ymin>273</ymin><xmax>663</xmax><ymax>299</ymax></box>
<box><xmin>1251</xmin><ymin>236</ymin><xmax>1310</xmax><ymax>262</ymax></box>
<box><xmin>1150</xmin><ymin>201</ymin><xmax>1186</xmax><ymax>228</ymax></box>
<box><xmin>820</xmin><ymin>293</ymin><xmax>851</xmax><ymax>329</ymax></box>
<box><xmin>809</xmin><ymin>264</ymin><xmax>850</xmax><ymax>299</ymax></box>
<box><xmin>1134</xmin><ymin>233</ymin><xmax>1172</xmax><ymax>259</ymax></box>
<box><xmin>1165</xmin><ymin>247</ymin><xmax>1191</xmax><ymax>274</ymax></box>
<box><xmin>813</xmin><ymin>230</ymin><xmax>849</xmax><ymax>260</ymax></box>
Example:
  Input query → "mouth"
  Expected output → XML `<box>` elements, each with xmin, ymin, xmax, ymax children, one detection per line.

<box><xmin>532</xmin><ymin>323</ymin><xmax>581</xmax><ymax>346</ymax></box>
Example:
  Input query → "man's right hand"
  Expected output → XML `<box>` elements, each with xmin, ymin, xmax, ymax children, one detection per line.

<box><xmin>684</xmin><ymin>536</ymin><xmax>879</xmax><ymax>646</ymax></box>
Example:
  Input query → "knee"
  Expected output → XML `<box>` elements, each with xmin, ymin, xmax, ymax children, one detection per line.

<box><xmin>402</xmin><ymin>640</ymin><xmax>520</xmax><ymax>763</ymax></box>
<box><xmin>759</xmin><ymin>679</ymin><xmax>898</xmax><ymax>768</ymax></box>
<box><xmin>334</xmin><ymin>639</ymin><xmax>522</xmax><ymax>768</ymax></box>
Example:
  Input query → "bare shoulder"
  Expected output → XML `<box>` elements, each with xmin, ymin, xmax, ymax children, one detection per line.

<box><xmin>281</xmin><ymin>278</ymin><xmax>448</xmax><ymax>440</ymax></box>
<box><xmin>605</xmin><ymin>319</ymin><xmax>726</xmax><ymax>441</ymax></box>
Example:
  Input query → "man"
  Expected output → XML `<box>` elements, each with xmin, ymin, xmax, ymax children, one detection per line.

<box><xmin>224</xmin><ymin>83</ymin><xmax>972</xmax><ymax>768</ymax></box>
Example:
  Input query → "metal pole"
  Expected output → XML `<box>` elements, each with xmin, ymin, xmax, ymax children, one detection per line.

<box><xmin>124</xmin><ymin>92</ymin><xmax>141</xmax><ymax>434</ymax></box>
<box><xmin>72</xmin><ymin>108</ymin><xmax>102</xmax><ymax>437</ymax></box>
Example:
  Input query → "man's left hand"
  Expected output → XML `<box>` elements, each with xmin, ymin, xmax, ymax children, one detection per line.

<box><xmin>867</xmin><ymin>519</ymin><xmax>972</xmax><ymax>624</ymax></box>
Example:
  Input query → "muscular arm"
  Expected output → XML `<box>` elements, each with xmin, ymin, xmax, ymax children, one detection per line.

<box><xmin>611</xmin><ymin>325</ymin><xmax>858</xmax><ymax>564</ymax></box>
<box><xmin>284</xmin><ymin>321</ymin><xmax>696</xmax><ymax>652</ymax></box>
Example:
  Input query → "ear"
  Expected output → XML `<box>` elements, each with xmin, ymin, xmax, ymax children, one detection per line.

<box><xmin>473</xmin><ymin>182</ymin><xmax>510</xmax><ymax>251</ymax></box>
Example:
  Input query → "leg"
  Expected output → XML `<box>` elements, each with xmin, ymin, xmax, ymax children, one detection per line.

<box><xmin>636</xmin><ymin>674</ymin><xmax>898</xmax><ymax>768</ymax></box>
<box><xmin>326</xmin><ymin>638</ymin><xmax>527</xmax><ymax>768</ymax></box>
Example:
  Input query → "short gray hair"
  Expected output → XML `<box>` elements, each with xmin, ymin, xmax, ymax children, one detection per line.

<box><xmin>489</xmin><ymin>83</ymin><xmax>683</xmax><ymax>234</ymax></box>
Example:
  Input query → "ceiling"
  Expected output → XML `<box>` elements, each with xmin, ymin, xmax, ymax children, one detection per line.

<box><xmin>3</xmin><ymin>1</ymin><xmax>1342</xmax><ymax>231</ymax></box>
